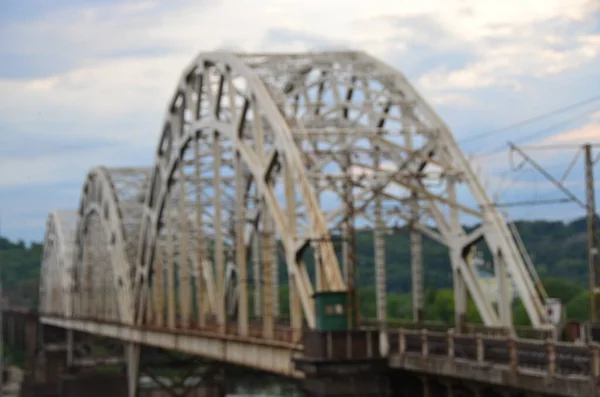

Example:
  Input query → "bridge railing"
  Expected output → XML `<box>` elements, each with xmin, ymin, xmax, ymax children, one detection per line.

<box><xmin>388</xmin><ymin>328</ymin><xmax>600</xmax><ymax>378</ymax></box>
<box><xmin>302</xmin><ymin>329</ymin><xmax>383</xmax><ymax>360</ymax></box>
<box><xmin>362</xmin><ymin>318</ymin><xmax>554</xmax><ymax>340</ymax></box>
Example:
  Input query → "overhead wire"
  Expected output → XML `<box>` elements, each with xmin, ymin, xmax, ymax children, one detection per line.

<box><xmin>492</xmin><ymin>166</ymin><xmax>530</xmax><ymax>203</ymax></box>
<box><xmin>459</xmin><ymin>93</ymin><xmax>600</xmax><ymax>144</ymax></box>
<box><xmin>490</xmin><ymin>198</ymin><xmax>574</xmax><ymax>208</ymax></box>
<box><xmin>559</xmin><ymin>148</ymin><xmax>582</xmax><ymax>184</ymax></box>
<box><xmin>460</xmin><ymin>96</ymin><xmax>600</xmax><ymax>210</ymax></box>
<box><xmin>494</xmin><ymin>145</ymin><xmax>600</xmax><ymax>212</ymax></box>
<box><xmin>510</xmin><ymin>106</ymin><xmax>600</xmax><ymax>146</ymax></box>
<box><xmin>487</xmin><ymin>143</ymin><xmax>589</xmax><ymax>209</ymax></box>
<box><xmin>475</xmin><ymin>105</ymin><xmax>600</xmax><ymax>158</ymax></box>
<box><xmin>517</xmin><ymin>143</ymin><xmax>600</xmax><ymax>151</ymax></box>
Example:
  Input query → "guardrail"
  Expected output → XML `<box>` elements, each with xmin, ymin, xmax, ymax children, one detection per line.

<box><xmin>361</xmin><ymin>318</ymin><xmax>554</xmax><ymax>340</ymax></box>
<box><xmin>303</xmin><ymin>329</ymin><xmax>382</xmax><ymax>360</ymax></box>
<box><xmin>388</xmin><ymin>328</ymin><xmax>600</xmax><ymax>378</ymax></box>
<box><xmin>25</xmin><ymin>308</ymin><xmax>600</xmax><ymax>379</ymax></box>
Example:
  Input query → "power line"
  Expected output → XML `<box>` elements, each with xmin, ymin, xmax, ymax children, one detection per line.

<box><xmin>559</xmin><ymin>148</ymin><xmax>582</xmax><ymax>184</ymax></box>
<box><xmin>489</xmin><ymin>143</ymin><xmax>598</xmax><ymax>210</ymax></box>
<box><xmin>484</xmin><ymin>198</ymin><xmax>574</xmax><ymax>208</ymax></box>
<box><xmin>482</xmin><ymin>144</ymin><xmax>580</xmax><ymax>209</ymax></box>
<box><xmin>492</xmin><ymin>163</ymin><xmax>531</xmax><ymax>201</ymax></box>
<box><xmin>476</xmin><ymin>105</ymin><xmax>600</xmax><ymax>157</ymax></box>
<box><xmin>459</xmin><ymin>94</ymin><xmax>600</xmax><ymax>144</ymax></box>
<box><xmin>512</xmin><ymin>106</ymin><xmax>600</xmax><ymax>145</ymax></box>
<box><xmin>517</xmin><ymin>143</ymin><xmax>600</xmax><ymax>151</ymax></box>
<box><xmin>508</xmin><ymin>142</ymin><xmax>587</xmax><ymax>210</ymax></box>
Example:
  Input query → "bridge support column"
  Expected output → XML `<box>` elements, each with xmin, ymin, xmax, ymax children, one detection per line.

<box><xmin>295</xmin><ymin>330</ymin><xmax>391</xmax><ymax>397</ymax></box>
<box><xmin>298</xmin><ymin>361</ymin><xmax>390</xmax><ymax>397</ymax></box>
<box><xmin>26</xmin><ymin>348</ymin><xmax>69</xmax><ymax>392</ymax></box>
<box><xmin>59</xmin><ymin>372</ymin><xmax>128</xmax><ymax>397</ymax></box>
<box><xmin>125</xmin><ymin>342</ymin><xmax>140</xmax><ymax>397</ymax></box>
<box><xmin>25</xmin><ymin>311</ymin><xmax>40</xmax><ymax>373</ymax></box>
<box><xmin>66</xmin><ymin>329</ymin><xmax>74</xmax><ymax>367</ymax></box>
<box><xmin>21</xmin><ymin>327</ymin><xmax>128</xmax><ymax>396</ymax></box>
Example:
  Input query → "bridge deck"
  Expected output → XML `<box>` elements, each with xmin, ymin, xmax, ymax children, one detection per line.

<box><xmin>41</xmin><ymin>316</ymin><xmax>303</xmax><ymax>378</ymax></box>
<box><xmin>386</xmin><ymin>329</ymin><xmax>598</xmax><ymax>397</ymax></box>
<box><xmin>40</xmin><ymin>314</ymin><xmax>600</xmax><ymax>396</ymax></box>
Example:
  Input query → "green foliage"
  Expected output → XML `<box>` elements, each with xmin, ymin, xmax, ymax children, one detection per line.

<box><xmin>565</xmin><ymin>291</ymin><xmax>590</xmax><ymax>321</ymax></box>
<box><xmin>512</xmin><ymin>277</ymin><xmax>589</xmax><ymax>326</ymax></box>
<box><xmin>542</xmin><ymin>278</ymin><xmax>582</xmax><ymax>303</ymax></box>
<box><xmin>0</xmin><ymin>236</ymin><xmax>42</xmax><ymax>308</ymax></box>
<box><xmin>2</xmin><ymin>344</ymin><xmax>25</xmax><ymax>367</ymax></box>
<box><xmin>0</xmin><ymin>216</ymin><xmax>593</xmax><ymax>323</ymax></box>
<box><xmin>512</xmin><ymin>299</ymin><xmax>531</xmax><ymax>326</ymax></box>
<box><xmin>344</xmin><ymin>218</ymin><xmax>589</xmax><ymax>294</ymax></box>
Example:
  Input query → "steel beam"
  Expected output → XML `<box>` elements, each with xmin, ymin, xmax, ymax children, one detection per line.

<box><xmin>41</xmin><ymin>316</ymin><xmax>302</xmax><ymax>378</ymax></box>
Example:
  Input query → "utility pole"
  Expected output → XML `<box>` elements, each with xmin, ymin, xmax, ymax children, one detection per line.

<box><xmin>344</xmin><ymin>149</ymin><xmax>360</xmax><ymax>329</ymax></box>
<box><xmin>584</xmin><ymin>144</ymin><xmax>600</xmax><ymax>322</ymax></box>
<box><xmin>0</xmin><ymin>213</ymin><xmax>4</xmax><ymax>397</ymax></box>
<box><xmin>508</xmin><ymin>142</ymin><xmax>600</xmax><ymax>323</ymax></box>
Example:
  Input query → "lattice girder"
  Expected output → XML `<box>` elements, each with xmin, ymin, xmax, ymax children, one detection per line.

<box><xmin>35</xmin><ymin>50</ymin><xmax>555</xmax><ymax>397</ymax></box>
<box><xmin>40</xmin><ymin>210</ymin><xmax>77</xmax><ymax>317</ymax></box>
<box><xmin>73</xmin><ymin>167</ymin><xmax>150</xmax><ymax>325</ymax></box>
<box><xmin>236</xmin><ymin>51</ymin><xmax>548</xmax><ymax>328</ymax></box>
<box><xmin>135</xmin><ymin>52</ymin><xmax>347</xmax><ymax>331</ymax></box>
<box><xmin>40</xmin><ymin>51</ymin><xmax>549</xmax><ymax>333</ymax></box>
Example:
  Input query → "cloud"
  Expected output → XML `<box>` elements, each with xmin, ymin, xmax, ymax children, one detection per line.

<box><xmin>416</xmin><ymin>2</ymin><xmax>600</xmax><ymax>95</ymax></box>
<box><xmin>260</xmin><ymin>28</ymin><xmax>351</xmax><ymax>52</ymax></box>
<box><xmin>1</xmin><ymin>0</ymin><xmax>600</xmax><ymax>241</ymax></box>
<box><xmin>0</xmin><ymin>55</ymin><xmax>186</xmax><ymax>126</ymax></box>
<box><xmin>470</xmin><ymin>113</ymin><xmax>600</xmax><ymax>203</ymax></box>
<box><xmin>0</xmin><ymin>144</ymin><xmax>150</xmax><ymax>189</ymax></box>
<box><xmin>540</xmin><ymin>122</ymin><xmax>600</xmax><ymax>145</ymax></box>
<box><xmin>419</xmin><ymin>38</ymin><xmax>599</xmax><ymax>92</ymax></box>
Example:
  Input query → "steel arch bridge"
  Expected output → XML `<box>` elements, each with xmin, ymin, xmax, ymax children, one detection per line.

<box><xmin>38</xmin><ymin>51</ymin><xmax>560</xmax><ymax>395</ymax></box>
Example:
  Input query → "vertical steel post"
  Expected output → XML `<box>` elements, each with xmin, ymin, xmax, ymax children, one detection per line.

<box><xmin>585</xmin><ymin>144</ymin><xmax>599</xmax><ymax>321</ymax></box>
<box><xmin>344</xmin><ymin>150</ymin><xmax>359</xmax><ymax>329</ymax></box>
<box><xmin>410</xmin><ymin>191</ymin><xmax>424</xmax><ymax>322</ymax></box>
<box><xmin>0</xmin><ymin>213</ymin><xmax>3</xmax><ymax>397</ymax></box>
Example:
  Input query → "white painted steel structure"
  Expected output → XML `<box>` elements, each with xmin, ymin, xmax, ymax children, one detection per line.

<box><xmin>40</xmin><ymin>210</ymin><xmax>77</xmax><ymax>316</ymax></box>
<box><xmin>38</xmin><ymin>50</ymin><xmax>554</xmax><ymax>395</ymax></box>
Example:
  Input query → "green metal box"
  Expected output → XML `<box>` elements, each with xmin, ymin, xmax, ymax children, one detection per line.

<box><xmin>314</xmin><ymin>291</ymin><xmax>348</xmax><ymax>331</ymax></box>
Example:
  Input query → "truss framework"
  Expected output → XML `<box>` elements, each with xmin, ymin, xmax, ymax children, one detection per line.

<box><xmin>68</xmin><ymin>167</ymin><xmax>151</xmax><ymax>324</ymax></box>
<box><xmin>40</xmin><ymin>210</ymin><xmax>77</xmax><ymax>316</ymax></box>
<box><xmin>38</xmin><ymin>50</ymin><xmax>554</xmax><ymax>396</ymax></box>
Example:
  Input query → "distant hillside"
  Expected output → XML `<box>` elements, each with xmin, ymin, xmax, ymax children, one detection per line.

<box><xmin>0</xmin><ymin>237</ymin><xmax>43</xmax><ymax>308</ymax></box>
<box><xmin>352</xmin><ymin>217</ymin><xmax>589</xmax><ymax>292</ymax></box>
<box><xmin>0</xmin><ymin>217</ymin><xmax>592</xmax><ymax>323</ymax></box>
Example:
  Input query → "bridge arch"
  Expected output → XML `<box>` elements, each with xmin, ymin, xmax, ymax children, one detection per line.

<box><xmin>72</xmin><ymin>167</ymin><xmax>150</xmax><ymax>324</ymax></box>
<box><xmin>40</xmin><ymin>210</ymin><xmax>77</xmax><ymax>317</ymax></box>
<box><xmin>245</xmin><ymin>52</ymin><xmax>547</xmax><ymax>327</ymax></box>
<box><xmin>34</xmin><ymin>50</ymin><xmax>563</xmax><ymax>397</ymax></box>
<box><xmin>240</xmin><ymin>51</ymin><xmax>549</xmax><ymax>328</ymax></box>
<box><xmin>37</xmin><ymin>51</ymin><xmax>551</xmax><ymax>337</ymax></box>
<box><xmin>134</xmin><ymin>52</ymin><xmax>347</xmax><ymax>331</ymax></box>
<box><xmin>132</xmin><ymin>51</ymin><xmax>551</xmax><ymax>332</ymax></box>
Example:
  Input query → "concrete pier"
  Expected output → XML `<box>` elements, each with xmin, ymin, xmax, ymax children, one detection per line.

<box><xmin>295</xmin><ymin>330</ymin><xmax>391</xmax><ymax>397</ymax></box>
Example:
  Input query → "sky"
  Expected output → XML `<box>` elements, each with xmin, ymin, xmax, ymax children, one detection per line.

<box><xmin>0</xmin><ymin>0</ymin><xmax>599</xmax><ymax>243</ymax></box>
